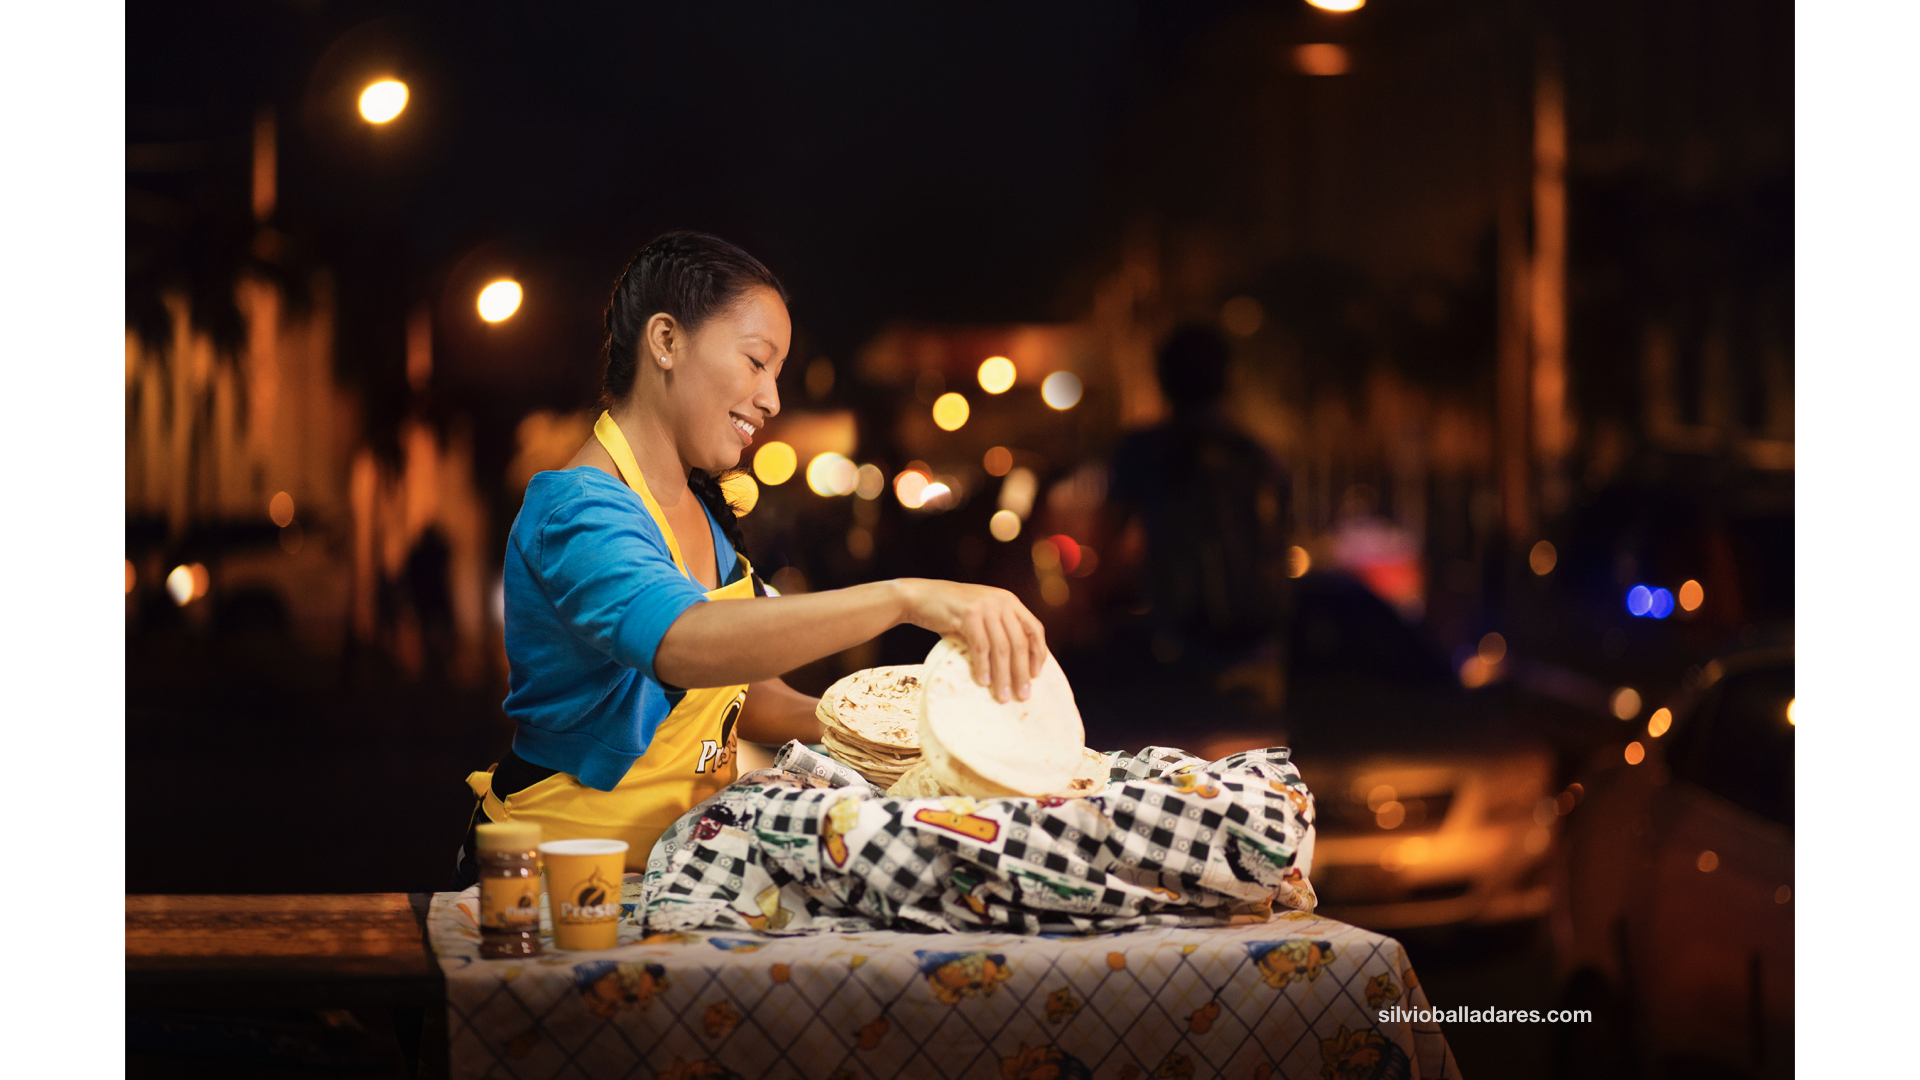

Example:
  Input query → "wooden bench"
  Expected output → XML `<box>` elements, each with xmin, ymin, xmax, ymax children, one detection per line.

<box><xmin>126</xmin><ymin>894</ymin><xmax>447</xmax><ymax>1078</ymax></box>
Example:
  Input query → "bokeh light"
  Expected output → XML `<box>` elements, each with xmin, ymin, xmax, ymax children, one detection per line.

<box><xmin>125</xmin><ymin>560</ymin><xmax>136</xmax><ymax>594</ymax></box>
<box><xmin>1477</xmin><ymin>632</ymin><xmax>1507</xmax><ymax>666</ymax></box>
<box><xmin>998</xmin><ymin>467</ymin><xmax>1038</xmax><ymax>519</ymax></box>
<box><xmin>894</xmin><ymin>468</ymin><xmax>932</xmax><ymax>508</ymax></box>
<box><xmin>1623</xmin><ymin>741</ymin><xmax>1646</xmax><ymax>765</ymax></box>
<box><xmin>1286</xmin><ymin>545</ymin><xmax>1311</xmax><ymax>578</ymax></box>
<box><xmin>358</xmin><ymin>79</ymin><xmax>408</xmax><ymax>123</ymax></box>
<box><xmin>1041</xmin><ymin>371</ymin><xmax>1083</xmax><ymax>410</ymax></box>
<box><xmin>1775</xmin><ymin>885</ymin><xmax>1791</xmax><ymax>904</ymax></box>
<box><xmin>854</xmin><ymin>463</ymin><xmax>885</xmax><ymax>500</ymax></box>
<box><xmin>167</xmin><ymin>565</ymin><xmax>194</xmax><ymax>606</ymax></box>
<box><xmin>477</xmin><ymin>280</ymin><xmax>523</xmax><ymax>322</ymax></box>
<box><xmin>932</xmin><ymin>392</ymin><xmax>971</xmax><ymax>431</ymax></box>
<box><xmin>1305</xmin><ymin>0</ymin><xmax>1365</xmax><ymax>11</ymax></box>
<box><xmin>1696</xmin><ymin>850</ymin><xmax>1719</xmax><ymax>873</ymax></box>
<box><xmin>983</xmin><ymin>446</ymin><xmax>1013</xmax><ymax>476</ymax></box>
<box><xmin>1625</xmin><ymin>585</ymin><xmax>1652</xmax><ymax>616</ymax></box>
<box><xmin>1293</xmin><ymin>43</ymin><xmax>1351</xmax><ymax>76</ymax></box>
<box><xmin>269</xmin><ymin>490</ymin><xmax>296</xmax><ymax>528</ymax></box>
<box><xmin>720</xmin><ymin>472</ymin><xmax>759</xmax><ymax>515</ymax></box>
<box><xmin>1031</xmin><ymin>539</ymin><xmax>1061</xmax><ymax>573</ymax></box>
<box><xmin>989</xmin><ymin>509</ymin><xmax>1022</xmax><ymax>542</ymax></box>
<box><xmin>918</xmin><ymin>482</ymin><xmax>953</xmax><ymax>508</ymax></box>
<box><xmin>806</xmin><ymin>359</ymin><xmax>835</xmax><ymax>399</ymax></box>
<box><xmin>1374</xmin><ymin>801</ymin><xmax>1405</xmax><ymax>829</ymax></box>
<box><xmin>753</xmin><ymin>441</ymin><xmax>798</xmax><ymax>485</ymax></box>
<box><xmin>1529</xmin><ymin>540</ymin><xmax>1557</xmax><ymax>575</ymax></box>
<box><xmin>806</xmin><ymin>452</ymin><xmax>858</xmax><ymax>496</ymax></box>
<box><xmin>1648</xmin><ymin>587</ymin><xmax>1675</xmax><ymax>619</ymax></box>
<box><xmin>1048</xmin><ymin>535</ymin><xmax>1082</xmax><ymax>574</ymax></box>
<box><xmin>1611</xmin><ymin>686</ymin><xmax>1642</xmax><ymax>720</ymax></box>
<box><xmin>977</xmin><ymin>356</ymin><xmax>1016</xmax><ymax>394</ymax></box>
<box><xmin>1678</xmin><ymin>579</ymin><xmax>1704</xmax><ymax>611</ymax></box>
<box><xmin>1220</xmin><ymin>296</ymin><xmax>1265</xmax><ymax>337</ymax></box>
<box><xmin>1647</xmin><ymin>707</ymin><xmax>1672</xmax><ymax>738</ymax></box>
<box><xmin>1040</xmin><ymin>577</ymin><xmax>1070</xmax><ymax>607</ymax></box>
<box><xmin>1786</xmin><ymin>697</ymin><xmax>1795</xmax><ymax>726</ymax></box>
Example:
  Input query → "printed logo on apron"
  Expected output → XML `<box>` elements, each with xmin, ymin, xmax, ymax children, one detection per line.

<box><xmin>696</xmin><ymin>693</ymin><xmax>746</xmax><ymax>775</ymax></box>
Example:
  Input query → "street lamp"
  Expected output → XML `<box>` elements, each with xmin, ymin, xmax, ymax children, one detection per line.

<box><xmin>477</xmin><ymin>280</ymin><xmax>523</xmax><ymax>323</ymax></box>
<box><xmin>358</xmin><ymin>79</ymin><xmax>409</xmax><ymax>123</ymax></box>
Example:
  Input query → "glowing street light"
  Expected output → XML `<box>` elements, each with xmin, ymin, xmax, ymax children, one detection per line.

<box><xmin>977</xmin><ymin>356</ymin><xmax>1016</xmax><ymax>394</ymax></box>
<box><xmin>932</xmin><ymin>392</ymin><xmax>971</xmax><ymax>431</ymax></box>
<box><xmin>478</xmin><ymin>280</ymin><xmax>523</xmax><ymax>323</ymax></box>
<box><xmin>806</xmin><ymin>453</ymin><xmax>858</xmax><ymax>496</ymax></box>
<box><xmin>1041</xmin><ymin>371</ymin><xmax>1083</xmax><ymax>410</ymax></box>
<box><xmin>358</xmin><ymin>80</ymin><xmax>409</xmax><ymax>124</ymax></box>
<box><xmin>753</xmin><ymin>441</ymin><xmax>798</xmax><ymax>485</ymax></box>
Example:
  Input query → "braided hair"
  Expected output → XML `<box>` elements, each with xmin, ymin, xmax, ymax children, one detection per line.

<box><xmin>600</xmin><ymin>231</ymin><xmax>787</xmax><ymax>566</ymax></box>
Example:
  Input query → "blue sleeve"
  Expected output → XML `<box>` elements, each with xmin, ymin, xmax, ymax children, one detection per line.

<box><xmin>534</xmin><ymin>479</ymin><xmax>708</xmax><ymax>683</ymax></box>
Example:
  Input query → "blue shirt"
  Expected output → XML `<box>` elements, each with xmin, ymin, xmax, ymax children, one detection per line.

<box><xmin>502</xmin><ymin>468</ymin><xmax>742</xmax><ymax>791</ymax></box>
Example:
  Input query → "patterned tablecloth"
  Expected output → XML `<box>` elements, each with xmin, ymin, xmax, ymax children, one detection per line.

<box><xmin>429</xmin><ymin>883</ymin><xmax>1460</xmax><ymax>1080</ymax></box>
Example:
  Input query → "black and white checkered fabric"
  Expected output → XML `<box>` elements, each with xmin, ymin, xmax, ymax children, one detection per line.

<box><xmin>640</xmin><ymin>741</ymin><xmax>1317</xmax><ymax>936</ymax></box>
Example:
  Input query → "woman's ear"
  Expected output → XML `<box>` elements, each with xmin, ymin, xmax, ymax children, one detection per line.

<box><xmin>645</xmin><ymin>313</ymin><xmax>679</xmax><ymax>370</ymax></box>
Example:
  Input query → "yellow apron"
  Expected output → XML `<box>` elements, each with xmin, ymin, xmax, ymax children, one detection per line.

<box><xmin>467</xmin><ymin>412</ymin><xmax>752</xmax><ymax>871</ymax></box>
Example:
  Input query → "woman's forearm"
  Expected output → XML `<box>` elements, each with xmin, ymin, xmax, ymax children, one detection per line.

<box><xmin>654</xmin><ymin>581</ymin><xmax>907</xmax><ymax>689</ymax></box>
<box><xmin>737</xmin><ymin>677</ymin><xmax>824</xmax><ymax>745</ymax></box>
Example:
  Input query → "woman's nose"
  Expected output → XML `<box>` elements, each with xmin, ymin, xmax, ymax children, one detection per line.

<box><xmin>754</xmin><ymin>372</ymin><xmax>780</xmax><ymax>418</ymax></box>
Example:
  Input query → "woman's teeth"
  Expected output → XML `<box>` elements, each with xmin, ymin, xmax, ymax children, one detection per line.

<box><xmin>731</xmin><ymin>416</ymin><xmax>754</xmax><ymax>441</ymax></box>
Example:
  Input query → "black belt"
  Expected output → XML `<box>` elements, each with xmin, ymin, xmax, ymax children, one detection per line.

<box><xmin>491</xmin><ymin>746</ymin><xmax>560</xmax><ymax>800</ymax></box>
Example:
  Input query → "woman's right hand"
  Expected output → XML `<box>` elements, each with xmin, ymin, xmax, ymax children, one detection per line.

<box><xmin>894</xmin><ymin>579</ymin><xmax>1048</xmax><ymax>703</ymax></box>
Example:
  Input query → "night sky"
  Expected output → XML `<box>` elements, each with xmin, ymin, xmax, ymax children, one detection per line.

<box><xmin>128</xmin><ymin>1</ymin><xmax>1277</xmax><ymax>429</ymax></box>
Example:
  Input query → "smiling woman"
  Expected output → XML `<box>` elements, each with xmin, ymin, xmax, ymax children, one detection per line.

<box><xmin>458</xmin><ymin>232</ymin><xmax>1050</xmax><ymax>884</ymax></box>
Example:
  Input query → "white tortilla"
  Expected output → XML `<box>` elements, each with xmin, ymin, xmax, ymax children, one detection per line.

<box><xmin>818</xmin><ymin>665</ymin><xmax>925</xmax><ymax>751</ymax></box>
<box><xmin>917</xmin><ymin>636</ymin><xmax>1084</xmax><ymax>797</ymax></box>
<box><xmin>885</xmin><ymin>758</ymin><xmax>951</xmax><ymax>797</ymax></box>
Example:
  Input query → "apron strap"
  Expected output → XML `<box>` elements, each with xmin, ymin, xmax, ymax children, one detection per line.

<box><xmin>593</xmin><ymin>411</ymin><xmax>690</xmax><ymax>580</ymax></box>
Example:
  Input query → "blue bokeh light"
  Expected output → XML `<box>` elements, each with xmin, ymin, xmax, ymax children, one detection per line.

<box><xmin>1649</xmin><ymin>588</ymin><xmax>1675</xmax><ymax>619</ymax></box>
<box><xmin>1626</xmin><ymin>585</ymin><xmax>1653</xmax><ymax>617</ymax></box>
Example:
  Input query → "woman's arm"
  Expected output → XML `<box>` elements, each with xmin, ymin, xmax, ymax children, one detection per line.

<box><xmin>737</xmin><ymin>677</ymin><xmax>824</xmax><ymax>745</ymax></box>
<box><xmin>655</xmin><ymin>578</ymin><xmax>1047</xmax><ymax>702</ymax></box>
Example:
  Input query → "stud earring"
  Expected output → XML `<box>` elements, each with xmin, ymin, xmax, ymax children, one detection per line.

<box><xmin>658</xmin><ymin>356</ymin><xmax>669</xmax><ymax>366</ymax></box>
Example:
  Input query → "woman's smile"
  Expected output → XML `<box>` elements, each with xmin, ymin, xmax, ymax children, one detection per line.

<box><xmin>730</xmin><ymin>413</ymin><xmax>758</xmax><ymax>446</ymax></box>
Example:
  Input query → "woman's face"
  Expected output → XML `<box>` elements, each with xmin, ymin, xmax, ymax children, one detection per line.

<box><xmin>664</xmin><ymin>286</ymin><xmax>789</xmax><ymax>473</ymax></box>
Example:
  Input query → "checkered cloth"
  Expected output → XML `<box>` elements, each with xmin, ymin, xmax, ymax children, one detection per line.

<box><xmin>640</xmin><ymin>742</ymin><xmax>1318</xmax><ymax>936</ymax></box>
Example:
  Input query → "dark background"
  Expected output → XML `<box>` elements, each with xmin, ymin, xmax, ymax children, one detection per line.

<box><xmin>125</xmin><ymin>3</ymin><xmax>1792</xmax><ymax>1077</ymax></box>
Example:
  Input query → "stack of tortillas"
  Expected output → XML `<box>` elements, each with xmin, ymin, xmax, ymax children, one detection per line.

<box><xmin>817</xmin><ymin>665</ymin><xmax>926</xmax><ymax>789</ymax></box>
<box><xmin>907</xmin><ymin>636</ymin><xmax>1108</xmax><ymax>800</ymax></box>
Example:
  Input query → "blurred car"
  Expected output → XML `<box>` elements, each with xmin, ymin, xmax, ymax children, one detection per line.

<box><xmin>1548</xmin><ymin>646</ymin><xmax>1793</xmax><ymax>1080</ymax></box>
<box><xmin>1274</xmin><ymin>573</ymin><xmax>1558</xmax><ymax>930</ymax></box>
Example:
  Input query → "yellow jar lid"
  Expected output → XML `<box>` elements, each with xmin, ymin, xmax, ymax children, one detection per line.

<box><xmin>475</xmin><ymin>820</ymin><xmax>542</xmax><ymax>852</ymax></box>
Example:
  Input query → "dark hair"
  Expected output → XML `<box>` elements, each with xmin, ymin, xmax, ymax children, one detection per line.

<box><xmin>601</xmin><ymin>231</ymin><xmax>787</xmax><ymax>567</ymax></box>
<box><xmin>1156</xmin><ymin>322</ymin><xmax>1232</xmax><ymax>408</ymax></box>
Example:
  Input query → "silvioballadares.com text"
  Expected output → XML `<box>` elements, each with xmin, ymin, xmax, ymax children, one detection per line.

<box><xmin>1379</xmin><ymin>1006</ymin><xmax>1592</xmax><ymax>1024</ymax></box>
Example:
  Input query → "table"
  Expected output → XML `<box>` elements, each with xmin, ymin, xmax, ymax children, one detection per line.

<box><xmin>430</xmin><ymin>883</ymin><xmax>1460</xmax><ymax>1079</ymax></box>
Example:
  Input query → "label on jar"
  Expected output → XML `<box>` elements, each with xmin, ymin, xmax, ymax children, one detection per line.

<box><xmin>480</xmin><ymin>876</ymin><xmax>541</xmax><ymax>933</ymax></box>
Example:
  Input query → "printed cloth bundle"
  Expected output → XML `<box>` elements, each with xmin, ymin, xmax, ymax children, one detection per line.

<box><xmin>640</xmin><ymin>740</ymin><xmax>1318</xmax><ymax>936</ymax></box>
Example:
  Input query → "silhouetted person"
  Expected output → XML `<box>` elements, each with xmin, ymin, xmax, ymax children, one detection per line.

<box><xmin>1109</xmin><ymin>324</ymin><xmax>1292</xmax><ymax>687</ymax></box>
<box><xmin>406</xmin><ymin>527</ymin><xmax>455</xmax><ymax>682</ymax></box>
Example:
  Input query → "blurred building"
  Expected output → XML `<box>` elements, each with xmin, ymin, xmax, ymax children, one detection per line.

<box><xmin>126</xmin><ymin>108</ymin><xmax>496</xmax><ymax>685</ymax></box>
